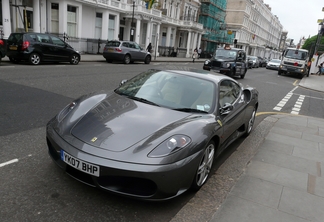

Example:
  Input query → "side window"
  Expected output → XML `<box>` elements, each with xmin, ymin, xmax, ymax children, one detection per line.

<box><xmin>28</xmin><ymin>34</ymin><xmax>38</xmax><ymax>42</ymax></box>
<box><xmin>133</xmin><ymin>42</ymin><xmax>140</xmax><ymax>49</ymax></box>
<box><xmin>37</xmin><ymin>34</ymin><xmax>51</xmax><ymax>43</ymax></box>
<box><xmin>128</xmin><ymin>43</ymin><xmax>135</xmax><ymax>49</ymax></box>
<box><xmin>51</xmin><ymin>36</ymin><xmax>65</xmax><ymax>46</ymax></box>
<box><xmin>219</xmin><ymin>80</ymin><xmax>241</xmax><ymax>107</ymax></box>
<box><xmin>122</xmin><ymin>42</ymin><xmax>128</xmax><ymax>47</ymax></box>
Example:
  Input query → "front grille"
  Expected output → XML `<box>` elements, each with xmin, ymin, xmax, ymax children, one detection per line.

<box><xmin>98</xmin><ymin>176</ymin><xmax>157</xmax><ymax>197</ymax></box>
<box><xmin>66</xmin><ymin>165</ymin><xmax>96</xmax><ymax>187</ymax></box>
<box><xmin>283</xmin><ymin>61</ymin><xmax>302</xmax><ymax>67</ymax></box>
<box><xmin>211</xmin><ymin>61</ymin><xmax>222</xmax><ymax>67</ymax></box>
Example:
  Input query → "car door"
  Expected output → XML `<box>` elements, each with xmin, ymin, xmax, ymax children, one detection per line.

<box><xmin>133</xmin><ymin>42</ymin><xmax>146</xmax><ymax>61</ymax></box>
<box><xmin>50</xmin><ymin>35</ymin><xmax>71</xmax><ymax>62</ymax></box>
<box><xmin>217</xmin><ymin>79</ymin><xmax>246</xmax><ymax>152</ymax></box>
<box><xmin>36</xmin><ymin>34</ymin><xmax>56</xmax><ymax>61</ymax></box>
<box><xmin>235</xmin><ymin>51</ymin><xmax>245</xmax><ymax>74</ymax></box>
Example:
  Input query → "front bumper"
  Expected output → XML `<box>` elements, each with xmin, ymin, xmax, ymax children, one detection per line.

<box><xmin>46</xmin><ymin>124</ymin><xmax>202</xmax><ymax>201</ymax></box>
<box><xmin>279</xmin><ymin>65</ymin><xmax>305</xmax><ymax>73</ymax></box>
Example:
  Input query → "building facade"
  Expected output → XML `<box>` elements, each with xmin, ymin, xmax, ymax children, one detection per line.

<box><xmin>225</xmin><ymin>0</ymin><xmax>282</xmax><ymax>59</ymax></box>
<box><xmin>0</xmin><ymin>0</ymin><xmax>204</xmax><ymax>58</ymax></box>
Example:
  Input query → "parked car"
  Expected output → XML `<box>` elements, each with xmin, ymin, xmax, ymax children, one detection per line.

<box><xmin>247</xmin><ymin>56</ymin><xmax>259</xmax><ymax>68</ymax></box>
<box><xmin>6</xmin><ymin>32</ymin><xmax>80</xmax><ymax>65</ymax></box>
<box><xmin>247</xmin><ymin>56</ymin><xmax>253</xmax><ymax>69</ymax></box>
<box><xmin>258</xmin><ymin>57</ymin><xmax>267</xmax><ymax>67</ymax></box>
<box><xmin>203</xmin><ymin>45</ymin><xmax>248</xmax><ymax>79</ymax></box>
<box><xmin>46</xmin><ymin>68</ymin><xmax>258</xmax><ymax>200</ymax></box>
<box><xmin>0</xmin><ymin>39</ymin><xmax>5</xmax><ymax>63</ymax></box>
<box><xmin>266</xmin><ymin>59</ymin><xmax>281</xmax><ymax>70</ymax></box>
<box><xmin>103</xmin><ymin>40</ymin><xmax>151</xmax><ymax>64</ymax></box>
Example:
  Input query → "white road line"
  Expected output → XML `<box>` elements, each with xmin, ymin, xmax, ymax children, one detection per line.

<box><xmin>291</xmin><ymin>95</ymin><xmax>305</xmax><ymax>115</ymax></box>
<box><xmin>0</xmin><ymin>159</ymin><xmax>19</xmax><ymax>168</ymax></box>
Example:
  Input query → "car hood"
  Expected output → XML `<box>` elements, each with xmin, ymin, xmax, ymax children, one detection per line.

<box><xmin>71</xmin><ymin>93</ymin><xmax>191</xmax><ymax>152</ymax></box>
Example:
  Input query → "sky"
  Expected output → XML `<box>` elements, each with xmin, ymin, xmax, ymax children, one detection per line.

<box><xmin>264</xmin><ymin>0</ymin><xmax>324</xmax><ymax>44</ymax></box>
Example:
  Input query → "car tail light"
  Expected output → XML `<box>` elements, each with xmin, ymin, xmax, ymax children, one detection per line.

<box><xmin>115</xmin><ymin>48</ymin><xmax>122</xmax><ymax>52</ymax></box>
<box><xmin>0</xmin><ymin>40</ymin><xmax>4</xmax><ymax>45</ymax></box>
<box><xmin>21</xmin><ymin>41</ymin><xmax>30</xmax><ymax>50</ymax></box>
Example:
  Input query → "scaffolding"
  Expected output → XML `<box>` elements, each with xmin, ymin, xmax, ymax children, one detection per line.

<box><xmin>199</xmin><ymin>0</ymin><xmax>234</xmax><ymax>53</ymax></box>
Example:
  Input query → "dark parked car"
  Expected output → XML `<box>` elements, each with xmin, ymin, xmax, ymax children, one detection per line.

<box><xmin>103</xmin><ymin>40</ymin><xmax>151</xmax><ymax>64</ymax></box>
<box><xmin>258</xmin><ymin>57</ymin><xmax>267</xmax><ymax>67</ymax></box>
<box><xmin>46</xmin><ymin>68</ymin><xmax>258</xmax><ymax>200</ymax></box>
<box><xmin>247</xmin><ymin>56</ymin><xmax>259</xmax><ymax>68</ymax></box>
<box><xmin>6</xmin><ymin>32</ymin><xmax>80</xmax><ymax>65</ymax></box>
<box><xmin>203</xmin><ymin>45</ymin><xmax>248</xmax><ymax>79</ymax></box>
<box><xmin>0</xmin><ymin>39</ymin><xmax>5</xmax><ymax>63</ymax></box>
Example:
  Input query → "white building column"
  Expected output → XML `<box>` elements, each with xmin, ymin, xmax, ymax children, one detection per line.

<box><xmin>2</xmin><ymin>0</ymin><xmax>12</xmax><ymax>39</ymax></box>
<box><xmin>197</xmin><ymin>33</ymin><xmax>202</xmax><ymax>49</ymax></box>
<box><xmin>193</xmin><ymin>32</ymin><xmax>198</xmax><ymax>49</ymax></box>
<box><xmin>156</xmin><ymin>23</ymin><xmax>161</xmax><ymax>56</ymax></box>
<box><xmin>186</xmin><ymin>31</ymin><xmax>192</xmax><ymax>58</ymax></box>
<box><xmin>40</xmin><ymin>0</ymin><xmax>47</xmax><ymax>33</ymax></box>
<box><xmin>102</xmin><ymin>12</ymin><xmax>109</xmax><ymax>41</ymax></box>
<box><xmin>166</xmin><ymin>26</ymin><xmax>172</xmax><ymax>47</ymax></box>
<box><xmin>33</xmin><ymin>0</ymin><xmax>40</xmax><ymax>32</ymax></box>
<box><xmin>145</xmin><ymin>20</ymin><xmax>152</xmax><ymax>48</ymax></box>
<box><xmin>135</xmin><ymin>18</ymin><xmax>141</xmax><ymax>43</ymax></box>
<box><xmin>59</xmin><ymin>2</ymin><xmax>67</xmax><ymax>34</ymax></box>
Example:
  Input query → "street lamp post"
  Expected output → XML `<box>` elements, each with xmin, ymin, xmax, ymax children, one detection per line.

<box><xmin>314</xmin><ymin>20</ymin><xmax>323</xmax><ymax>66</ymax></box>
<box><xmin>130</xmin><ymin>1</ymin><xmax>135</xmax><ymax>41</ymax></box>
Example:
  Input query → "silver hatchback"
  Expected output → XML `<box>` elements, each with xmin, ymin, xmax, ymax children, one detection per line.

<box><xmin>103</xmin><ymin>40</ymin><xmax>151</xmax><ymax>64</ymax></box>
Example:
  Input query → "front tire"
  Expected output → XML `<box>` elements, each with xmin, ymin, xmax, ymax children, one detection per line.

<box><xmin>29</xmin><ymin>53</ymin><xmax>41</xmax><ymax>65</ymax></box>
<box><xmin>70</xmin><ymin>54</ymin><xmax>80</xmax><ymax>65</ymax></box>
<box><xmin>144</xmin><ymin>55</ymin><xmax>151</xmax><ymax>64</ymax></box>
<box><xmin>191</xmin><ymin>141</ymin><xmax>215</xmax><ymax>191</ymax></box>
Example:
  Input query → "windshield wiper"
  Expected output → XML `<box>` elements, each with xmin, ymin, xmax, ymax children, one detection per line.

<box><xmin>131</xmin><ymin>96</ymin><xmax>160</xmax><ymax>106</ymax></box>
<box><xmin>172</xmin><ymin>108</ymin><xmax>208</xmax><ymax>113</ymax></box>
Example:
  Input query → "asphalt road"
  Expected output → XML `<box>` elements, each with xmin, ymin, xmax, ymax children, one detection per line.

<box><xmin>1</xmin><ymin>61</ymin><xmax>324</xmax><ymax>222</ymax></box>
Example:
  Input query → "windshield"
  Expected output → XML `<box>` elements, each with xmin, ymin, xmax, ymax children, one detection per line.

<box><xmin>115</xmin><ymin>70</ymin><xmax>215</xmax><ymax>113</ymax></box>
<box><xmin>214</xmin><ymin>49</ymin><xmax>237</xmax><ymax>59</ymax></box>
<box><xmin>284</xmin><ymin>49</ymin><xmax>308</xmax><ymax>60</ymax></box>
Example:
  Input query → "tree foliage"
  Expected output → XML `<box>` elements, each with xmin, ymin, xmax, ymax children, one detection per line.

<box><xmin>302</xmin><ymin>34</ymin><xmax>324</xmax><ymax>55</ymax></box>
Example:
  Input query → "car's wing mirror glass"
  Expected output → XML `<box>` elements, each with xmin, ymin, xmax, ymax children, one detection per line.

<box><xmin>120</xmin><ymin>79</ymin><xmax>128</xmax><ymax>86</ymax></box>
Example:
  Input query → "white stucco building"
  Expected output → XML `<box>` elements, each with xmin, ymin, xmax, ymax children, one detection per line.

<box><xmin>0</xmin><ymin>0</ymin><xmax>204</xmax><ymax>58</ymax></box>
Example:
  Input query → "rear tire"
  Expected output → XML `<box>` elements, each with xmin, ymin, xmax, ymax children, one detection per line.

<box><xmin>191</xmin><ymin>141</ymin><xmax>215</xmax><ymax>191</ymax></box>
<box><xmin>124</xmin><ymin>54</ymin><xmax>131</xmax><ymax>64</ymax></box>
<box><xmin>29</xmin><ymin>53</ymin><xmax>41</xmax><ymax>65</ymax></box>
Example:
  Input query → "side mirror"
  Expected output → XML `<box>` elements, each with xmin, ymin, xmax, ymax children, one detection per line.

<box><xmin>119</xmin><ymin>79</ymin><xmax>128</xmax><ymax>86</ymax></box>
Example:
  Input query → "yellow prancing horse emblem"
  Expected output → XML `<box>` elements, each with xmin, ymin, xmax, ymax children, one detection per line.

<box><xmin>91</xmin><ymin>137</ymin><xmax>98</xmax><ymax>142</ymax></box>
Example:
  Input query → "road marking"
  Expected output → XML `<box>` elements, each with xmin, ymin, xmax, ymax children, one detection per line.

<box><xmin>291</xmin><ymin>95</ymin><xmax>305</xmax><ymax>115</ymax></box>
<box><xmin>273</xmin><ymin>92</ymin><xmax>293</xmax><ymax>111</ymax></box>
<box><xmin>0</xmin><ymin>159</ymin><xmax>18</xmax><ymax>168</ymax></box>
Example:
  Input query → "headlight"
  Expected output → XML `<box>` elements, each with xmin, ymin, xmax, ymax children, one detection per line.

<box><xmin>57</xmin><ymin>101</ymin><xmax>77</xmax><ymax>122</ymax></box>
<box><xmin>223</xmin><ymin>63</ymin><xmax>230</xmax><ymax>68</ymax></box>
<box><xmin>148</xmin><ymin>135</ymin><xmax>191</xmax><ymax>157</ymax></box>
<box><xmin>204</xmin><ymin>60</ymin><xmax>210</xmax><ymax>65</ymax></box>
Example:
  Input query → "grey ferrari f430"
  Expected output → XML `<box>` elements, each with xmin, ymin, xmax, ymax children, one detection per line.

<box><xmin>46</xmin><ymin>69</ymin><xmax>258</xmax><ymax>201</ymax></box>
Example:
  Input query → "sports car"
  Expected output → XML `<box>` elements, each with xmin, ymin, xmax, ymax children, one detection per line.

<box><xmin>46</xmin><ymin>69</ymin><xmax>258</xmax><ymax>201</ymax></box>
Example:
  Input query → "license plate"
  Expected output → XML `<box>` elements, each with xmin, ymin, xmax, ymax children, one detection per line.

<box><xmin>60</xmin><ymin>150</ymin><xmax>100</xmax><ymax>177</ymax></box>
<box><xmin>108</xmin><ymin>48</ymin><xmax>114</xmax><ymax>52</ymax></box>
<box><xmin>9</xmin><ymin>45</ymin><xmax>17</xmax><ymax>50</ymax></box>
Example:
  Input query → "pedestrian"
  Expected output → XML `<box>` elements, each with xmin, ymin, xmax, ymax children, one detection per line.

<box><xmin>307</xmin><ymin>60</ymin><xmax>311</xmax><ymax>76</ymax></box>
<box><xmin>146</xmin><ymin>43</ymin><xmax>152</xmax><ymax>53</ymax></box>
<box><xmin>198</xmin><ymin>48</ymin><xmax>202</xmax><ymax>59</ymax></box>
<box><xmin>192</xmin><ymin>49</ymin><xmax>198</xmax><ymax>63</ymax></box>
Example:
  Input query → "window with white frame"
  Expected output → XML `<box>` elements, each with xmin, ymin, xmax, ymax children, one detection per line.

<box><xmin>108</xmin><ymin>15</ymin><xmax>115</xmax><ymax>40</ymax></box>
<box><xmin>95</xmin><ymin>13</ymin><xmax>102</xmax><ymax>39</ymax></box>
<box><xmin>67</xmin><ymin>5</ymin><xmax>77</xmax><ymax>37</ymax></box>
<box><xmin>51</xmin><ymin>3</ymin><xmax>59</xmax><ymax>33</ymax></box>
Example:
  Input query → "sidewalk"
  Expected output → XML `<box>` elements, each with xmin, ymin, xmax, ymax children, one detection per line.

<box><xmin>208</xmin><ymin>73</ymin><xmax>324</xmax><ymax>222</ymax></box>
